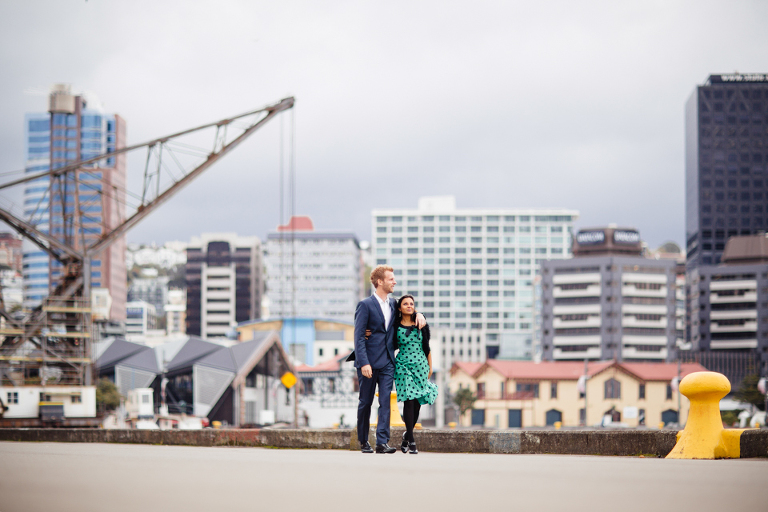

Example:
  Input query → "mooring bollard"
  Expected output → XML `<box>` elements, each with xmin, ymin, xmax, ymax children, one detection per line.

<box><xmin>371</xmin><ymin>392</ymin><xmax>420</xmax><ymax>429</ymax></box>
<box><xmin>666</xmin><ymin>371</ymin><xmax>746</xmax><ymax>459</ymax></box>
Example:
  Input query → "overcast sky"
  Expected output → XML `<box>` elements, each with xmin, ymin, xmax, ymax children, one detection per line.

<box><xmin>1</xmin><ymin>0</ymin><xmax>767</xmax><ymax>250</ymax></box>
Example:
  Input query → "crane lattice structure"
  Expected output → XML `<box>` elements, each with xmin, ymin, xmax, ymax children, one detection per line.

<box><xmin>0</xmin><ymin>97</ymin><xmax>294</xmax><ymax>388</ymax></box>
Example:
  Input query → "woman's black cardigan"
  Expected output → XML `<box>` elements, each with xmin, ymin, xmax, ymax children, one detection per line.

<box><xmin>393</xmin><ymin>319</ymin><xmax>431</xmax><ymax>357</ymax></box>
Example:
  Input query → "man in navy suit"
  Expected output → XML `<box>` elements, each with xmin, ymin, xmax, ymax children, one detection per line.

<box><xmin>354</xmin><ymin>264</ymin><xmax>425</xmax><ymax>453</ymax></box>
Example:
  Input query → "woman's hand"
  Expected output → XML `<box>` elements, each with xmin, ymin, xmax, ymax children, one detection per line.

<box><xmin>364</xmin><ymin>330</ymin><xmax>371</xmax><ymax>339</ymax></box>
<box><xmin>428</xmin><ymin>366</ymin><xmax>433</xmax><ymax>379</ymax></box>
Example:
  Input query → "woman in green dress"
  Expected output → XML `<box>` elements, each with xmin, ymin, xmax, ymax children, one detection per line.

<box><xmin>393</xmin><ymin>294</ymin><xmax>438</xmax><ymax>454</ymax></box>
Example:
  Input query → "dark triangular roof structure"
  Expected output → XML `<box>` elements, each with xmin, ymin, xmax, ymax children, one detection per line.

<box><xmin>195</xmin><ymin>346</ymin><xmax>236</xmax><ymax>373</ymax></box>
<box><xmin>118</xmin><ymin>346</ymin><xmax>161</xmax><ymax>374</ymax></box>
<box><xmin>165</xmin><ymin>336</ymin><xmax>224</xmax><ymax>373</ymax></box>
<box><xmin>94</xmin><ymin>338</ymin><xmax>148</xmax><ymax>372</ymax></box>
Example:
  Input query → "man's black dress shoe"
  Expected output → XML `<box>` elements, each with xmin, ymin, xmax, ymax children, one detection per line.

<box><xmin>408</xmin><ymin>442</ymin><xmax>418</xmax><ymax>455</ymax></box>
<box><xmin>400</xmin><ymin>432</ymin><xmax>408</xmax><ymax>453</ymax></box>
<box><xmin>375</xmin><ymin>443</ymin><xmax>396</xmax><ymax>454</ymax></box>
<box><xmin>361</xmin><ymin>442</ymin><xmax>373</xmax><ymax>453</ymax></box>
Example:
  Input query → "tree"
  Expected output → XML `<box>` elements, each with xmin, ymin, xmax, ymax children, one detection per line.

<box><xmin>96</xmin><ymin>378</ymin><xmax>121</xmax><ymax>412</ymax></box>
<box><xmin>453</xmin><ymin>387</ymin><xmax>477</xmax><ymax>418</ymax></box>
<box><xmin>733</xmin><ymin>374</ymin><xmax>765</xmax><ymax>411</ymax></box>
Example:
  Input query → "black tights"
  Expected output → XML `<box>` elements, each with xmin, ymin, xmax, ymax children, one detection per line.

<box><xmin>402</xmin><ymin>399</ymin><xmax>421</xmax><ymax>443</ymax></box>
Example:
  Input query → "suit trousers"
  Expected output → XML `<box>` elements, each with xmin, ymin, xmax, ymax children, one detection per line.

<box><xmin>357</xmin><ymin>361</ymin><xmax>394</xmax><ymax>446</ymax></box>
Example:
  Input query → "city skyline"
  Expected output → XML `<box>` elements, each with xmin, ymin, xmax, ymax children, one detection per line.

<box><xmin>1</xmin><ymin>2</ymin><xmax>767</xmax><ymax>252</ymax></box>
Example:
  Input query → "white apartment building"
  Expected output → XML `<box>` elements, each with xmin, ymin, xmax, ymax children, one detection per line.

<box><xmin>264</xmin><ymin>216</ymin><xmax>362</xmax><ymax>323</ymax></box>
<box><xmin>372</xmin><ymin>196</ymin><xmax>578</xmax><ymax>359</ymax></box>
<box><xmin>186</xmin><ymin>233</ymin><xmax>262</xmax><ymax>339</ymax></box>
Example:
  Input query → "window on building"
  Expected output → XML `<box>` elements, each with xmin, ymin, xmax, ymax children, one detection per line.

<box><xmin>7</xmin><ymin>391</ymin><xmax>18</xmax><ymax>404</ymax></box>
<box><xmin>550</xmin><ymin>382</ymin><xmax>558</xmax><ymax>399</ymax></box>
<box><xmin>666</xmin><ymin>384</ymin><xmax>673</xmax><ymax>400</ymax></box>
<box><xmin>516</xmin><ymin>383</ymin><xmax>539</xmax><ymax>398</ymax></box>
<box><xmin>639</xmin><ymin>384</ymin><xmax>646</xmax><ymax>400</ymax></box>
<box><xmin>604</xmin><ymin>378</ymin><xmax>621</xmax><ymax>399</ymax></box>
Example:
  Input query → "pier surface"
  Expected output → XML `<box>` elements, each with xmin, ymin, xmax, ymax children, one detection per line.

<box><xmin>1</xmin><ymin>441</ymin><xmax>767</xmax><ymax>512</ymax></box>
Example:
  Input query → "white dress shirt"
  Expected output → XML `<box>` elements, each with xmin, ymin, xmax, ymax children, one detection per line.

<box><xmin>373</xmin><ymin>292</ymin><xmax>391</xmax><ymax>328</ymax></box>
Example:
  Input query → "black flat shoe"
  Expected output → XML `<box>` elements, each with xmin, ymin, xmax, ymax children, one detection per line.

<box><xmin>401</xmin><ymin>432</ymin><xmax>408</xmax><ymax>453</ymax></box>
<box><xmin>375</xmin><ymin>443</ymin><xmax>396</xmax><ymax>454</ymax></box>
<box><xmin>408</xmin><ymin>442</ymin><xmax>418</xmax><ymax>455</ymax></box>
<box><xmin>361</xmin><ymin>442</ymin><xmax>373</xmax><ymax>453</ymax></box>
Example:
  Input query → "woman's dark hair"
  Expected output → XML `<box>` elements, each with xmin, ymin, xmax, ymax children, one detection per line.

<box><xmin>393</xmin><ymin>294</ymin><xmax>431</xmax><ymax>356</ymax></box>
<box><xmin>395</xmin><ymin>294</ymin><xmax>417</xmax><ymax>323</ymax></box>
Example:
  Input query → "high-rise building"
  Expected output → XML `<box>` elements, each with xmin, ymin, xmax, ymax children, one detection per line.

<box><xmin>185</xmin><ymin>233</ymin><xmax>262</xmax><ymax>338</ymax></box>
<box><xmin>685</xmin><ymin>73</ymin><xmax>768</xmax><ymax>268</ymax></box>
<box><xmin>372</xmin><ymin>196</ymin><xmax>578</xmax><ymax>359</ymax></box>
<box><xmin>22</xmin><ymin>84</ymin><xmax>127</xmax><ymax>319</ymax></box>
<box><xmin>264</xmin><ymin>216</ymin><xmax>362</xmax><ymax>323</ymax></box>
<box><xmin>540</xmin><ymin>227</ymin><xmax>678</xmax><ymax>362</ymax></box>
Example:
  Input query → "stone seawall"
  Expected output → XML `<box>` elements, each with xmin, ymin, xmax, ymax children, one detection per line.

<box><xmin>1</xmin><ymin>428</ymin><xmax>766</xmax><ymax>457</ymax></box>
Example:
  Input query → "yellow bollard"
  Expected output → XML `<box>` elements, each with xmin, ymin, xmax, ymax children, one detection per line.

<box><xmin>666</xmin><ymin>371</ymin><xmax>747</xmax><ymax>459</ymax></box>
<box><xmin>658</xmin><ymin>422</ymin><xmax>665</xmax><ymax>430</ymax></box>
<box><xmin>448</xmin><ymin>422</ymin><xmax>457</xmax><ymax>429</ymax></box>
<box><xmin>212</xmin><ymin>421</ymin><xmax>221</xmax><ymax>429</ymax></box>
<box><xmin>554</xmin><ymin>421</ymin><xmax>562</xmax><ymax>430</ymax></box>
<box><xmin>372</xmin><ymin>391</ymin><xmax>421</xmax><ymax>429</ymax></box>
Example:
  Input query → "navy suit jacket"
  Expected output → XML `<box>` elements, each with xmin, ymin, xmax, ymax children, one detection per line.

<box><xmin>353</xmin><ymin>294</ymin><xmax>396</xmax><ymax>370</ymax></box>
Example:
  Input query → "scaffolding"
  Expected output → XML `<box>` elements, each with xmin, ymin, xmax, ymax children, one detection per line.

<box><xmin>0</xmin><ymin>296</ymin><xmax>92</xmax><ymax>388</ymax></box>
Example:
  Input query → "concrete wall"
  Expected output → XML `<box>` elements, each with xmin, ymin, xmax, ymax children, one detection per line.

<box><xmin>1</xmin><ymin>428</ymin><xmax>765</xmax><ymax>458</ymax></box>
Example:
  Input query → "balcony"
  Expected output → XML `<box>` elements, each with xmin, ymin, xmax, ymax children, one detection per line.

<box><xmin>622</xmin><ymin>335</ymin><xmax>668</xmax><ymax>346</ymax></box>
<box><xmin>621</xmin><ymin>304</ymin><xmax>667</xmax><ymax>315</ymax></box>
<box><xmin>553</xmin><ymin>284</ymin><xmax>602</xmax><ymax>298</ymax></box>
<box><xmin>552</xmin><ymin>335</ymin><xmax>601</xmax><ymax>346</ymax></box>
<box><xmin>710</xmin><ymin>339</ymin><xmax>758</xmax><ymax>349</ymax></box>
<box><xmin>710</xmin><ymin>280</ymin><xmax>756</xmax><ymax>291</ymax></box>
<box><xmin>710</xmin><ymin>290</ymin><xmax>757</xmax><ymax>304</ymax></box>
<box><xmin>621</xmin><ymin>316</ymin><xmax>668</xmax><ymax>329</ymax></box>
<box><xmin>553</xmin><ymin>347</ymin><xmax>602</xmax><ymax>360</ymax></box>
<box><xmin>552</xmin><ymin>304</ymin><xmax>601</xmax><ymax>315</ymax></box>
<box><xmin>552</xmin><ymin>273</ymin><xmax>601</xmax><ymax>285</ymax></box>
<box><xmin>553</xmin><ymin>316</ymin><xmax>602</xmax><ymax>329</ymax></box>
<box><xmin>709</xmin><ymin>320</ymin><xmax>757</xmax><ymax>333</ymax></box>
<box><xmin>710</xmin><ymin>310</ymin><xmax>757</xmax><ymax>320</ymax></box>
<box><xmin>623</xmin><ymin>346</ymin><xmax>667</xmax><ymax>359</ymax></box>
<box><xmin>621</xmin><ymin>285</ymin><xmax>667</xmax><ymax>298</ymax></box>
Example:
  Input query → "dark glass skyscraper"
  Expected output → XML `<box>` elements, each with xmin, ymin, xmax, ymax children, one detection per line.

<box><xmin>685</xmin><ymin>74</ymin><xmax>768</xmax><ymax>268</ymax></box>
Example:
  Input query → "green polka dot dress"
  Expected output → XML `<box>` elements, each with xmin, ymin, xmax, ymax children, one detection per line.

<box><xmin>394</xmin><ymin>326</ymin><xmax>438</xmax><ymax>405</ymax></box>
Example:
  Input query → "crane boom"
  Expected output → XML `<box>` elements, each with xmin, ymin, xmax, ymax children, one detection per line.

<box><xmin>0</xmin><ymin>96</ymin><xmax>295</xmax><ymax>386</ymax></box>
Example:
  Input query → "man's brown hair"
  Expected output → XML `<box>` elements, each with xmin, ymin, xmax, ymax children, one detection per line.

<box><xmin>370</xmin><ymin>264</ymin><xmax>394</xmax><ymax>288</ymax></box>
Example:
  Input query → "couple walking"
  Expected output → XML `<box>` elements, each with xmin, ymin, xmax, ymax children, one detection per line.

<box><xmin>353</xmin><ymin>265</ymin><xmax>438</xmax><ymax>454</ymax></box>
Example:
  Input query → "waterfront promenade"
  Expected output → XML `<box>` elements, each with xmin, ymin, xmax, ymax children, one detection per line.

<box><xmin>1</xmin><ymin>441</ymin><xmax>766</xmax><ymax>511</ymax></box>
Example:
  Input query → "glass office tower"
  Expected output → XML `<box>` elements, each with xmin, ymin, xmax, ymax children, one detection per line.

<box><xmin>22</xmin><ymin>84</ymin><xmax>127</xmax><ymax>319</ymax></box>
<box><xmin>685</xmin><ymin>74</ymin><xmax>768</xmax><ymax>268</ymax></box>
